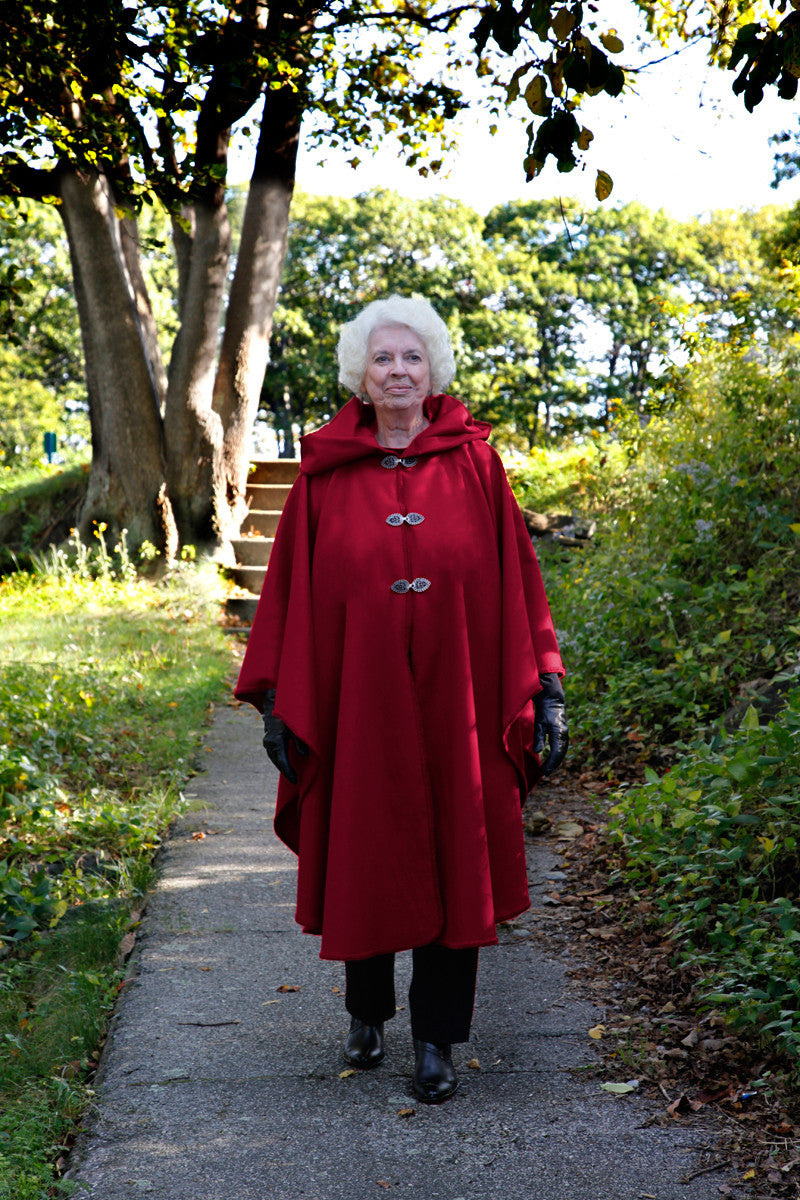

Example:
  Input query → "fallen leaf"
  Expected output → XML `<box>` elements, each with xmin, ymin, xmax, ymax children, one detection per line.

<box><xmin>339</xmin><ymin>1069</ymin><xmax>355</xmax><ymax>1079</ymax></box>
<box><xmin>742</xmin><ymin>1168</ymin><xmax>756</xmax><ymax>1180</ymax></box>
<box><xmin>554</xmin><ymin>820</ymin><xmax>584</xmax><ymax>839</ymax></box>
<box><xmin>119</xmin><ymin>932</ymin><xmax>136</xmax><ymax>957</ymax></box>
<box><xmin>377</xmin><ymin>1181</ymin><xmax>391</xmax><ymax>1189</ymax></box>
<box><xmin>467</xmin><ymin>1058</ymin><xmax>481</xmax><ymax>1069</ymax></box>
<box><xmin>397</xmin><ymin>1107</ymin><xmax>415</xmax><ymax>1118</ymax></box>
<box><xmin>766</xmin><ymin>1121</ymin><xmax>794</xmax><ymax>1136</ymax></box>
<box><xmin>667</xmin><ymin>1093</ymin><xmax>704</xmax><ymax>1118</ymax></box>
<box><xmin>191</xmin><ymin>831</ymin><xmax>207</xmax><ymax>840</ymax></box>
<box><xmin>600</xmin><ymin>1080</ymin><xmax>638</xmax><ymax>1094</ymax></box>
<box><xmin>588</xmin><ymin>1024</ymin><xmax>605</xmax><ymax>1040</ymax></box>
<box><xmin>276</xmin><ymin>984</ymin><xmax>300</xmax><ymax>992</ymax></box>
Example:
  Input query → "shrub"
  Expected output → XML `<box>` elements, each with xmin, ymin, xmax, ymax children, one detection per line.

<box><xmin>531</xmin><ymin>346</ymin><xmax>800</xmax><ymax>757</ymax></box>
<box><xmin>608</xmin><ymin>692</ymin><xmax>800</xmax><ymax>1062</ymax></box>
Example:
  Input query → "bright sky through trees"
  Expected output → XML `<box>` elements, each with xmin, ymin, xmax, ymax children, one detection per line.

<box><xmin>232</xmin><ymin>0</ymin><xmax>800</xmax><ymax>217</ymax></box>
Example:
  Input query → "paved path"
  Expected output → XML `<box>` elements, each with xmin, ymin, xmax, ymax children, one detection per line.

<box><xmin>69</xmin><ymin>703</ymin><xmax>732</xmax><ymax>1200</ymax></box>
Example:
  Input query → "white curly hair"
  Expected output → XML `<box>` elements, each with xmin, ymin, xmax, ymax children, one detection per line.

<box><xmin>337</xmin><ymin>295</ymin><xmax>456</xmax><ymax>397</ymax></box>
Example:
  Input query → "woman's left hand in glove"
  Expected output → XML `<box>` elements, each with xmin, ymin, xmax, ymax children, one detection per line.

<box><xmin>533</xmin><ymin>672</ymin><xmax>569</xmax><ymax>777</ymax></box>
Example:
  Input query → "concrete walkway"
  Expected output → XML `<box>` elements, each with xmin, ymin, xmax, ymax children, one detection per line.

<box><xmin>69</xmin><ymin>702</ymin><xmax>732</xmax><ymax>1200</ymax></box>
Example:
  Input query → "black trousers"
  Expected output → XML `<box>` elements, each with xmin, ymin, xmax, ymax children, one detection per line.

<box><xmin>345</xmin><ymin>944</ymin><xmax>479</xmax><ymax>1044</ymax></box>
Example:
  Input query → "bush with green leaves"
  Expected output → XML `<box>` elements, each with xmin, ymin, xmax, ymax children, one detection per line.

<box><xmin>521</xmin><ymin>344</ymin><xmax>800</xmax><ymax>756</ymax></box>
<box><xmin>608</xmin><ymin>692</ymin><xmax>800</xmax><ymax>1062</ymax></box>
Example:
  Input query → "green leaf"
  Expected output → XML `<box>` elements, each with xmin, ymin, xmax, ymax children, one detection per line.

<box><xmin>741</xmin><ymin>705</ymin><xmax>760</xmax><ymax>732</ymax></box>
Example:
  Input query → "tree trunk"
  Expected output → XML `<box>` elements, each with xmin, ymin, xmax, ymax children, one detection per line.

<box><xmin>119</xmin><ymin>213</ymin><xmax>168</xmax><ymax>409</ymax></box>
<box><xmin>213</xmin><ymin>77</ymin><xmax>304</xmax><ymax>540</ymax></box>
<box><xmin>163</xmin><ymin>198</ymin><xmax>232</xmax><ymax>545</ymax></box>
<box><xmin>59</xmin><ymin>169</ymin><xmax>176</xmax><ymax>553</ymax></box>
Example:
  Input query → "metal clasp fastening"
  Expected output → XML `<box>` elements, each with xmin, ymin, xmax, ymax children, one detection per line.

<box><xmin>386</xmin><ymin>512</ymin><xmax>425</xmax><ymax>526</ymax></box>
<box><xmin>390</xmin><ymin>577</ymin><xmax>431</xmax><ymax>594</ymax></box>
<box><xmin>380</xmin><ymin>454</ymin><xmax>419</xmax><ymax>470</ymax></box>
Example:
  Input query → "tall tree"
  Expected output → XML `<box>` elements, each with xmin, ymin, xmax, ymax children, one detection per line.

<box><xmin>261</xmin><ymin>188</ymin><xmax>500</xmax><ymax>451</ymax></box>
<box><xmin>571</xmin><ymin>204</ymin><xmax>708</xmax><ymax>423</ymax></box>
<box><xmin>0</xmin><ymin>0</ymin><xmax>468</xmax><ymax>552</ymax></box>
<box><xmin>481</xmin><ymin>199</ymin><xmax>584</xmax><ymax>446</ymax></box>
<box><xmin>0</xmin><ymin>200</ymin><xmax>89</xmax><ymax>462</ymax></box>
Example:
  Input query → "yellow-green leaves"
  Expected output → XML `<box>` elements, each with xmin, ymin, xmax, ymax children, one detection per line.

<box><xmin>524</xmin><ymin>75</ymin><xmax>552</xmax><ymax>116</ymax></box>
<box><xmin>595</xmin><ymin>170</ymin><xmax>614</xmax><ymax>201</ymax></box>
<box><xmin>600</xmin><ymin>31</ymin><xmax>624</xmax><ymax>54</ymax></box>
<box><xmin>551</xmin><ymin>7</ymin><xmax>576</xmax><ymax>41</ymax></box>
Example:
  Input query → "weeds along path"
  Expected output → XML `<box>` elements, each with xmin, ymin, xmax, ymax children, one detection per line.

<box><xmin>68</xmin><ymin>702</ymin><xmax>734</xmax><ymax>1200</ymax></box>
<box><xmin>522</xmin><ymin>771</ymin><xmax>800</xmax><ymax>1200</ymax></box>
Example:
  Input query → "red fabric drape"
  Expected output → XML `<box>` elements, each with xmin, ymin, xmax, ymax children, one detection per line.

<box><xmin>235</xmin><ymin>395</ymin><xmax>564</xmax><ymax>960</ymax></box>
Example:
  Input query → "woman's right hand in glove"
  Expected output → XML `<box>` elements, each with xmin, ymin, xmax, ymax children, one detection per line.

<box><xmin>262</xmin><ymin>688</ymin><xmax>308</xmax><ymax>784</ymax></box>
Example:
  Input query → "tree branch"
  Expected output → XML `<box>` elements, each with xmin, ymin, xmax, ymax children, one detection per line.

<box><xmin>1</xmin><ymin>162</ymin><xmax>62</xmax><ymax>202</ymax></box>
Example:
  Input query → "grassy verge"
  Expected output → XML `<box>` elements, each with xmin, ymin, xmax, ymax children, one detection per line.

<box><xmin>0</xmin><ymin>560</ymin><xmax>235</xmax><ymax>1198</ymax></box>
<box><xmin>0</xmin><ymin>464</ymin><xmax>89</xmax><ymax>576</ymax></box>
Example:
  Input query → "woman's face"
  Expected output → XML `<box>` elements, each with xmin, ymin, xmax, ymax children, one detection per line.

<box><xmin>361</xmin><ymin>325</ymin><xmax>432</xmax><ymax>414</ymax></box>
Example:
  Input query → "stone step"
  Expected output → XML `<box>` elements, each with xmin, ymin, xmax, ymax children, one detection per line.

<box><xmin>231</xmin><ymin>536</ymin><xmax>273</xmax><ymax>567</ymax></box>
<box><xmin>226</xmin><ymin>461</ymin><xmax>299</xmax><ymax>630</ymax></box>
<box><xmin>248</xmin><ymin>459</ymin><xmax>300</xmax><ymax>486</ymax></box>
<box><xmin>230</xmin><ymin>564</ymin><xmax>266</xmax><ymax>593</ymax></box>
<box><xmin>246</xmin><ymin>482</ymin><xmax>293</xmax><ymax>508</ymax></box>
<box><xmin>225</xmin><ymin>595</ymin><xmax>259</xmax><ymax>624</ymax></box>
<box><xmin>239</xmin><ymin>510</ymin><xmax>283</xmax><ymax>538</ymax></box>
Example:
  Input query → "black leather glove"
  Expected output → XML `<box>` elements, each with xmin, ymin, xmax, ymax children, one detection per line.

<box><xmin>533</xmin><ymin>672</ymin><xmax>569</xmax><ymax>777</ymax></box>
<box><xmin>262</xmin><ymin>688</ymin><xmax>308</xmax><ymax>784</ymax></box>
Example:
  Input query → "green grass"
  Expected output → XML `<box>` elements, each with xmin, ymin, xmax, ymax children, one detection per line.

<box><xmin>0</xmin><ymin>464</ymin><xmax>89</xmax><ymax>575</ymax></box>
<box><xmin>0</xmin><ymin>560</ymin><xmax>235</xmax><ymax>1197</ymax></box>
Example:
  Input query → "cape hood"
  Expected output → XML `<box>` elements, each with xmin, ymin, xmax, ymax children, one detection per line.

<box><xmin>299</xmin><ymin>393</ymin><xmax>491</xmax><ymax>476</ymax></box>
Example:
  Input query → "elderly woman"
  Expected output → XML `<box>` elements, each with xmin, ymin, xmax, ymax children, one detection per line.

<box><xmin>235</xmin><ymin>295</ymin><xmax>567</xmax><ymax>1103</ymax></box>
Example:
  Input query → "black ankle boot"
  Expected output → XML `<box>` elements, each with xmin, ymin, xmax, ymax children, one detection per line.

<box><xmin>344</xmin><ymin>1017</ymin><xmax>385</xmax><ymax>1068</ymax></box>
<box><xmin>412</xmin><ymin>1039</ymin><xmax>458</xmax><ymax>1102</ymax></box>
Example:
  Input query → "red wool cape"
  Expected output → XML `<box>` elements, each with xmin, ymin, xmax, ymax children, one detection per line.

<box><xmin>235</xmin><ymin>394</ymin><xmax>564</xmax><ymax>961</ymax></box>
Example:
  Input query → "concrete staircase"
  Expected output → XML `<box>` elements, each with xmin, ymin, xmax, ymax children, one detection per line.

<box><xmin>226</xmin><ymin>458</ymin><xmax>300</xmax><ymax>625</ymax></box>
